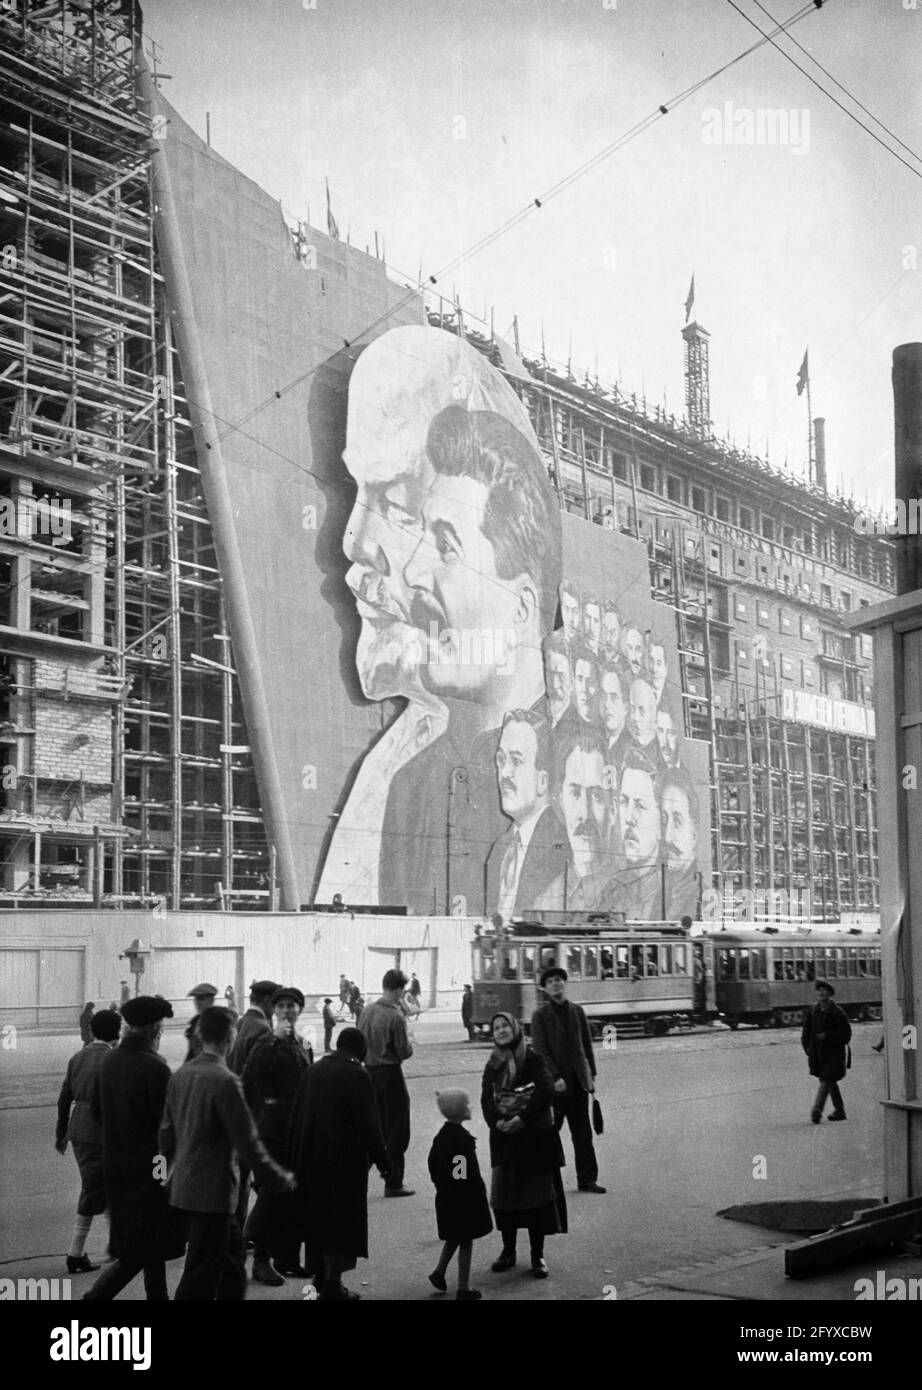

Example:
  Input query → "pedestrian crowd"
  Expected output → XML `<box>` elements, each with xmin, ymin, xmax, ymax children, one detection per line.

<box><xmin>56</xmin><ymin>965</ymin><xmax>607</xmax><ymax>1300</ymax></box>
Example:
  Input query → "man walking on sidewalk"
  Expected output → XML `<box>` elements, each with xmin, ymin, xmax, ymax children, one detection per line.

<box><xmin>530</xmin><ymin>966</ymin><xmax>606</xmax><ymax>1194</ymax></box>
<box><xmin>358</xmin><ymin>968</ymin><xmax>414</xmax><ymax>1197</ymax></box>
<box><xmin>802</xmin><ymin>980</ymin><xmax>851</xmax><ymax>1123</ymax></box>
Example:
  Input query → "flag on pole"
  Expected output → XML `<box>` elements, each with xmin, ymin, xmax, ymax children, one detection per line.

<box><xmin>325</xmin><ymin>178</ymin><xmax>339</xmax><ymax>240</ymax></box>
<box><xmin>684</xmin><ymin>274</ymin><xmax>695</xmax><ymax>323</ymax></box>
<box><xmin>796</xmin><ymin>348</ymin><xmax>809</xmax><ymax>397</ymax></box>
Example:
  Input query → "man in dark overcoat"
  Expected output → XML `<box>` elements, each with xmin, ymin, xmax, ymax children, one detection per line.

<box><xmin>802</xmin><ymin>980</ymin><xmax>852</xmax><ymax>1123</ymax></box>
<box><xmin>288</xmin><ymin>1027</ymin><xmax>389</xmax><ymax>1301</ymax></box>
<box><xmin>530</xmin><ymin>966</ymin><xmax>606</xmax><ymax>1193</ymax></box>
<box><xmin>242</xmin><ymin>985</ymin><xmax>312</xmax><ymax>1281</ymax></box>
<box><xmin>227</xmin><ymin>979</ymin><xmax>279</xmax><ymax>1237</ymax></box>
<box><xmin>83</xmin><ymin>995</ymin><xmax>175</xmax><ymax>1301</ymax></box>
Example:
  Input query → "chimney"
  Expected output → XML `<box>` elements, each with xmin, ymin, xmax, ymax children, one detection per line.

<box><xmin>893</xmin><ymin>343</ymin><xmax>922</xmax><ymax>595</ymax></box>
<box><xmin>813</xmin><ymin>417</ymin><xmax>827</xmax><ymax>492</ymax></box>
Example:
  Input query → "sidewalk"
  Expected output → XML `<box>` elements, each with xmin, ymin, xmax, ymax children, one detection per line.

<box><xmin>619</xmin><ymin>1238</ymin><xmax>922</xmax><ymax>1301</ymax></box>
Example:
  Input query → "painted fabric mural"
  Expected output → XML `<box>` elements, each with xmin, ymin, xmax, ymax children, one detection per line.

<box><xmin>318</xmin><ymin>326</ymin><xmax>707</xmax><ymax>921</ymax></box>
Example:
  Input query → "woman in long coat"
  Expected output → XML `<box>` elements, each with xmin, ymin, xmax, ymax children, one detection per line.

<box><xmin>801</xmin><ymin>981</ymin><xmax>852</xmax><ymax>1122</ymax></box>
<box><xmin>288</xmin><ymin>1027</ymin><xmax>389</xmax><ymax>1300</ymax></box>
<box><xmin>481</xmin><ymin>1011</ymin><xmax>567</xmax><ymax>1278</ymax></box>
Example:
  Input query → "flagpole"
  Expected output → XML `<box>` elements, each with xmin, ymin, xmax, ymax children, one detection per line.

<box><xmin>805</xmin><ymin>365</ymin><xmax>814</xmax><ymax>485</ymax></box>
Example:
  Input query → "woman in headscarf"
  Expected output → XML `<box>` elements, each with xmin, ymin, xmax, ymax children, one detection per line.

<box><xmin>480</xmin><ymin>1011</ymin><xmax>567</xmax><ymax>1278</ymax></box>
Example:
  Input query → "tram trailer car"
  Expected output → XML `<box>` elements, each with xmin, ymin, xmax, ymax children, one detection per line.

<box><xmin>701</xmin><ymin>929</ymin><xmax>882</xmax><ymax>1030</ymax></box>
<box><xmin>471</xmin><ymin>924</ymin><xmax>709</xmax><ymax>1038</ymax></box>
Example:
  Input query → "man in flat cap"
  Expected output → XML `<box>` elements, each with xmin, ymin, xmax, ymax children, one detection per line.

<box><xmin>227</xmin><ymin>979</ymin><xmax>279</xmax><ymax>1235</ymax></box>
<box><xmin>159</xmin><ymin>1006</ymin><xmax>295</xmax><ymax>1300</ymax></box>
<box><xmin>801</xmin><ymin>981</ymin><xmax>852</xmax><ymax>1124</ymax></box>
<box><xmin>241</xmin><ymin>986</ymin><xmax>313</xmax><ymax>1281</ymax></box>
<box><xmin>530</xmin><ymin>967</ymin><xmax>605</xmax><ymax>1194</ymax></box>
<box><xmin>185</xmin><ymin>983</ymin><xmax>218</xmax><ymax>1063</ymax></box>
<box><xmin>84</xmin><ymin>996</ymin><xmax>175</xmax><ymax>1300</ymax></box>
<box><xmin>358</xmin><ymin>968</ymin><xmax>414</xmax><ymax>1198</ymax></box>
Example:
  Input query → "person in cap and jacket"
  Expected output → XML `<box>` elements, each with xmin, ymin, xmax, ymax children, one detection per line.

<box><xmin>802</xmin><ymin>981</ymin><xmax>852</xmax><ymax>1123</ymax></box>
<box><xmin>185</xmin><ymin>983</ymin><xmax>218</xmax><ymax>1062</ymax></box>
<box><xmin>481</xmin><ymin>1011</ymin><xmax>567</xmax><ymax>1279</ymax></box>
<box><xmin>55</xmin><ymin>1008</ymin><xmax>122</xmax><ymax>1274</ymax></box>
<box><xmin>83</xmin><ymin>995</ymin><xmax>175</xmax><ymax>1301</ymax></box>
<box><xmin>289</xmin><ymin>1027</ymin><xmax>389</xmax><ymax>1300</ymax></box>
<box><xmin>159</xmin><ymin>1005</ymin><xmax>296</xmax><ymax>1300</ymax></box>
<box><xmin>241</xmin><ymin>985</ymin><xmax>313</xmax><ymax>1282</ymax></box>
<box><xmin>530</xmin><ymin>966</ymin><xmax>605</xmax><ymax>1193</ymax></box>
<box><xmin>227</xmin><ymin>979</ymin><xmax>279</xmax><ymax>1236</ymax></box>
<box><xmin>322</xmin><ymin>999</ymin><xmax>337</xmax><ymax>1053</ymax></box>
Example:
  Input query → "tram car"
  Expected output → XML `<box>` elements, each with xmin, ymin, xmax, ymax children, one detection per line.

<box><xmin>704</xmin><ymin>928</ymin><xmax>882</xmax><ymax>1030</ymax></box>
<box><xmin>470</xmin><ymin>919</ymin><xmax>708</xmax><ymax>1038</ymax></box>
<box><xmin>470</xmin><ymin>919</ymin><xmax>881</xmax><ymax>1038</ymax></box>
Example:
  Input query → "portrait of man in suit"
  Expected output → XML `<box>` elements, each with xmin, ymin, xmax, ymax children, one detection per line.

<box><xmin>543</xmin><ymin>629</ymin><xmax>579</xmax><ymax>736</ymax></box>
<box><xmin>582</xmin><ymin>594</ymin><xmax>602</xmax><ymax>657</ymax></box>
<box><xmin>602</xmin><ymin>601</ymin><xmax>622</xmax><ymax>662</ymax></box>
<box><xmin>612</xmin><ymin>747</ymin><xmax>663</xmax><ymax>920</ymax></box>
<box><xmin>622</xmin><ymin>624</ymin><xmax>646</xmax><ymax>678</ymax></box>
<box><xmin>536</xmin><ymin>727</ymin><xmax>614</xmax><ymax>911</ymax></box>
<box><xmin>628</xmin><ymin>676</ymin><xmax>659</xmax><ymax>753</ymax></box>
<box><xmin>486</xmin><ymin>708</ymin><xmax>566</xmax><ymax>920</ymax></box>
<box><xmin>661</xmin><ymin>766</ymin><xmax>700</xmax><ymax>920</ymax></box>
<box><xmin>655</xmin><ymin>691</ymin><xmax>683</xmax><ymax>769</ymax></box>
<box><xmin>560</xmin><ymin>579</ymin><xmax>582</xmax><ymax>647</ymax></box>
<box><xmin>571</xmin><ymin>641</ymin><xmax>600</xmax><ymax>726</ymax></box>
<box><xmin>648</xmin><ymin>634</ymin><xmax>668</xmax><ymax>705</ymax></box>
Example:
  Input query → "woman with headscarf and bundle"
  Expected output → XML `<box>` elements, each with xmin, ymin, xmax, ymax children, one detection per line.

<box><xmin>480</xmin><ymin>1011</ymin><xmax>567</xmax><ymax>1278</ymax></box>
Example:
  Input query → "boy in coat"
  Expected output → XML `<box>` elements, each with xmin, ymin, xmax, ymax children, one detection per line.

<box><xmin>801</xmin><ymin>980</ymin><xmax>852</xmax><ymax>1122</ymax></box>
<box><xmin>530</xmin><ymin>967</ymin><xmax>606</xmax><ymax>1193</ymax></box>
<box><xmin>427</xmin><ymin>1089</ymin><xmax>492</xmax><ymax>1300</ymax></box>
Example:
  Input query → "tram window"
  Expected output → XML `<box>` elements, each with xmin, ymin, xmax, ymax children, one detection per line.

<box><xmin>751</xmin><ymin>950</ymin><xmax>766</xmax><ymax>981</ymax></box>
<box><xmin>773</xmin><ymin>954</ymin><xmax>784</xmax><ymax>982</ymax></box>
<box><xmin>874</xmin><ymin>952</ymin><xmax>882</xmax><ymax>978</ymax></box>
<box><xmin>521</xmin><ymin>946</ymin><xmax>536</xmax><ymax>979</ymax></box>
<box><xmin>482</xmin><ymin>945</ymin><xmax>497</xmax><ymax>981</ymax></box>
<box><xmin>718</xmin><ymin>949</ymin><xmax>735</xmax><ymax>981</ymax></box>
<box><xmin>540</xmin><ymin>947</ymin><xmax>557</xmax><ymax>972</ymax></box>
<box><xmin>857</xmin><ymin>950</ymin><xmax>868</xmax><ymax>977</ymax></box>
<box><xmin>601</xmin><ymin>947</ymin><xmax>615</xmax><ymax>980</ymax></box>
<box><xmin>584</xmin><ymin>945</ymin><xmax>599</xmax><ymax>980</ymax></box>
<box><xmin>835</xmin><ymin>948</ymin><xmax>846</xmax><ymax>977</ymax></box>
<box><xmin>502</xmin><ymin>949</ymin><xmax>519</xmax><ymax>980</ymax></box>
<box><xmin>738</xmin><ymin>950</ymin><xmax>750</xmax><ymax>980</ymax></box>
<box><xmin>804</xmin><ymin>948</ymin><xmax>815</xmax><ymax>983</ymax></box>
<box><xmin>783</xmin><ymin>950</ymin><xmax>795</xmax><ymax>982</ymax></box>
<box><xmin>674</xmin><ymin>945</ymin><xmax>688</xmax><ymax>974</ymax></box>
<box><xmin>631</xmin><ymin>945</ymin><xmax>644</xmax><ymax>981</ymax></box>
<box><xmin>660</xmin><ymin>944</ymin><xmax>673</xmax><ymax>975</ymax></box>
<box><xmin>646</xmin><ymin>945</ymin><xmax>658</xmax><ymax>976</ymax></box>
<box><xmin>615</xmin><ymin>946</ymin><xmax>629</xmax><ymax>980</ymax></box>
<box><xmin>847</xmin><ymin>948</ymin><xmax>858</xmax><ymax>978</ymax></box>
<box><xmin>567</xmin><ymin>946</ymin><xmax>583</xmax><ymax>980</ymax></box>
<box><xmin>794</xmin><ymin>951</ymin><xmax>806</xmax><ymax>982</ymax></box>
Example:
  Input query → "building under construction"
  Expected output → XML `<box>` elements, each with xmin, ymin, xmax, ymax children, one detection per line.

<box><xmin>0</xmin><ymin>0</ymin><xmax>893</xmax><ymax>920</ymax></box>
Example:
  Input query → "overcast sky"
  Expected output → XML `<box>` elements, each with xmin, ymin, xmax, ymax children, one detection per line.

<box><xmin>142</xmin><ymin>0</ymin><xmax>922</xmax><ymax>512</ymax></box>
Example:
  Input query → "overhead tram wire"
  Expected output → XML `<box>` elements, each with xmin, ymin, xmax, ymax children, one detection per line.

<box><xmin>750</xmin><ymin>0</ymin><xmax>922</xmax><ymax>169</ymax></box>
<box><xmin>726</xmin><ymin>0</ymin><xmax>922</xmax><ymax>182</ymax></box>
<box><xmin>205</xmin><ymin>0</ymin><xmax>824</xmax><ymax>453</ymax></box>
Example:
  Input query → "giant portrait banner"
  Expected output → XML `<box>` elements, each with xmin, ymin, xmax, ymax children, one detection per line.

<box><xmin>158</xmin><ymin>97</ymin><xmax>710</xmax><ymax>918</ymax></box>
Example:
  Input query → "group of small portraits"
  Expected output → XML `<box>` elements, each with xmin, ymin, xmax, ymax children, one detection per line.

<box><xmin>486</xmin><ymin>581</ymin><xmax>700</xmax><ymax>921</ymax></box>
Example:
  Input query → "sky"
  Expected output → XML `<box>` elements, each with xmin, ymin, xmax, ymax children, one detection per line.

<box><xmin>141</xmin><ymin>0</ymin><xmax>922</xmax><ymax>512</ymax></box>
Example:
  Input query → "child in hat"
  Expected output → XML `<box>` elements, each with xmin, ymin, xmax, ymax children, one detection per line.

<box><xmin>427</xmin><ymin>1089</ymin><xmax>493</xmax><ymax>1300</ymax></box>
